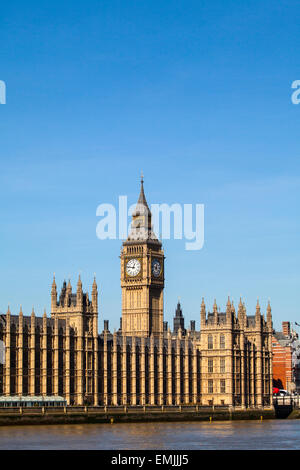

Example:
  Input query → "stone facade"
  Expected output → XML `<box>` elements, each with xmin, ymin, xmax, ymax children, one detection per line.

<box><xmin>0</xmin><ymin>178</ymin><xmax>273</xmax><ymax>408</ymax></box>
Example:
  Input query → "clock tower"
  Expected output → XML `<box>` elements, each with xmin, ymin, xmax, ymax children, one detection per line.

<box><xmin>120</xmin><ymin>176</ymin><xmax>164</xmax><ymax>337</ymax></box>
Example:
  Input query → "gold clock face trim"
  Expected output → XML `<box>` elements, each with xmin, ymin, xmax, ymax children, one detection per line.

<box><xmin>125</xmin><ymin>258</ymin><xmax>141</xmax><ymax>277</ymax></box>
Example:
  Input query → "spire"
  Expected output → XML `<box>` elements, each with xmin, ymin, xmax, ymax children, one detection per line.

<box><xmin>31</xmin><ymin>306</ymin><xmax>35</xmax><ymax>317</ymax></box>
<box><xmin>77</xmin><ymin>274</ymin><xmax>83</xmax><ymax>294</ymax></box>
<box><xmin>238</xmin><ymin>297</ymin><xmax>244</xmax><ymax>324</ymax></box>
<box><xmin>6</xmin><ymin>305</ymin><xmax>11</xmax><ymax>316</ymax></box>
<box><xmin>92</xmin><ymin>275</ymin><xmax>98</xmax><ymax>292</ymax></box>
<box><xmin>136</xmin><ymin>172</ymin><xmax>150</xmax><ymax>212</ymax></box>
<box><xmin>126</xmin><ymin>175</ymin><xmax>159</xmax><ymax>243</ymax></box>
<box><xmin>200</xmin><ymin>297</ymin><xmax>206</xmax><ymax>327</ymax></box>
<box><xmin>267</xmin><ymin>299</ymin><xmax>272</xmax><ymax>327</ymax></box>
<box><xmin>52</xmin><ymin>274</ymin><xmax>57</xmax><ymax>291</ymax></box>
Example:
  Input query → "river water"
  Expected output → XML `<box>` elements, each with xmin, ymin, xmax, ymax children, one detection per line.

<box><xmin>0</xmin><ymin>420</ymin><xmax>299</xmax><ymax>450</ymax></box>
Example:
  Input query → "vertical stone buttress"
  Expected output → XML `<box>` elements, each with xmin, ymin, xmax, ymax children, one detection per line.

<box><xmin>131</xmin><ymin>336</ymin><xmax>137</xmax><ymax>405</ymax></box>
<box><xmin>255</xmin><ymin>300</ymin><xmax>263</xmax><ymax>407</ymax></box>
<box><xmin>53</xmin><ymin>316</ymin><xmax>59</xmax><ymax>395</ymax></box>
<box><xmin>175</xmin><ymin>333</ymin><xmax>181</xmax><ymax>405</ymax></box>
<box><xmin>184</xmin><ymin>335</ymin><xmax>189</xmax><ymax>404</ymax></box>
<box><xmin>41</xmin><ymin>311</ymin><xmax>47</xmax><ymax>395</ymax></box>
<box><xmin>29</xmin><ymin>308</ymin><xmax>36</xmax><ymax>395</ymax></box>
<box><xmin>149</xmin><ymin>334</ymin><xmax>155</xmax><ymax>405</ymax></box>
<box><xmin>4</xmin><ymin>307</ymin><xmax>11</xmax><ymax>396</ymax></box>
<box><xmin>17</xmin><ymin>307</ymin><xmax>23</xmax><ymax>395</ymax></box>
<box><xmin>140</xmin><ymin>337</ymin><xmax>146</xmax><ymax>405</ymax></box>
<box><xmin>112</xmin><ymin>331</ymin><xmax>118</xmax><ymax>405</ymax></box>
<box><xmin>103</xmin><ymin>330</ymin><xmax>108</xmax><ymax>405</ymax></box>
<box><xmin>122</xmin><ymin>335</ymin><xmax>127</xmax><ymax>405</ymax></box>
<box><xmin>167</xmin><ymin>330</ymin><xmax>172</xmax><ymax>405</ymax></box>
<box><xmin>158</xmin><ymin>335</ymin><xmax>164</xmax><ymax>405</ymax></box>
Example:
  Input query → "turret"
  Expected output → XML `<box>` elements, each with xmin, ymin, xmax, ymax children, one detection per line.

<box><xmin>65</xmin><ymin>279</ymin><xmax>72</xmax><ymax>307</ymax></box>
<box><xmin>92</xmin><ymin>276</ymin><xmax>98</xmax><ymax>313</ymax></box>
<box><xmin>226</xmin><ymin>296</ymin><xmax>232</xmax><ymax>324</ymax></box>
<box><xmin>213</xmin><ymin>299</ymin><xmax>218</xmax><ymax>324</ymax></box>
<box><xmin>51</xmin><ymin>274</ymin><xmax>57</xmax><ymax>312</ymax></box>
<box><xmin>267</xmin><ymin>300</ymin><xmax>272</xmax><ymax>330</ymax></box>
<box><xmin>255</xmin><ymin>298</ymin><xmax>262</xmax><ymax>329</ymax></box>
<box><xmin>200</xmin><ymin>298</ymin><xmax>206</xmax><ymax>328</ymax></box>
<box><xmin>76</xmin><ymin>274</ymin><xmax>83</xmax><ymax>309</ymax></box>
<box><xmin>238</xmin><ymin>297</ymin><xmax>244</xmax><ymax>326</ymax></box>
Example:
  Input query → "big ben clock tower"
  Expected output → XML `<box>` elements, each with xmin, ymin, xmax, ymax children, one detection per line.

<box><xmin>120</xmin><ymin>176</ymin><xmax>164</xmax><ymax>337</ymax></box>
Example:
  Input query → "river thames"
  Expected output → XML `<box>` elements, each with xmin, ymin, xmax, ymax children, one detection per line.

<box><xmin>0</xmin><ymin>420</ymin><xmax>299</xmax><ymax>450</ymax></box>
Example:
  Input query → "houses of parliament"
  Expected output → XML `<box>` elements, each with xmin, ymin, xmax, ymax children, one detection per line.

<box><xmin>0</xmin><ymin>178</ymin><xmax>273</xmax><ymax>408</ymax></box>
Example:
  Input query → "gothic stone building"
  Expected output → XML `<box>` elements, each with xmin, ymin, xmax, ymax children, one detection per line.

<box><xmin>0</xmin><ymin>179</ymin><xmax>273</xmax><ymax>408</ymax></box>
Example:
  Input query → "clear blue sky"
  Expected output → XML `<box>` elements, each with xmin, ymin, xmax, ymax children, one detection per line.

<box><xmin>0</xmin><ymin>0</ymin><xmax>299</xmax><ymax>332</ymax></box>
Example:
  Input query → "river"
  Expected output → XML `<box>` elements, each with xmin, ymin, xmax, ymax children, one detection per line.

<box><xmin>0</xmin><ymin>419</ymin><xmax>299</xmax><ymax>449</ymax></box>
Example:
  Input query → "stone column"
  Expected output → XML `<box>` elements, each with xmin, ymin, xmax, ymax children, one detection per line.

<box><xmin>149</xmin><ymin>335</ymin><xmax>155</xmax><ymax>405</ymax></box>
<box><xmin>41</xmin><ymin>313</ymin><xmax>47</xmax><ymax>396</ymax></box>
<box><xmin>131</xmin><ymin>336</ymin><xmax>137</xmax><ymax>405</ymax></box>
<box><xmin>175</xmin><ymin>337</ymin><xmax>181</xmax><ymax>405</ymax></box>
<box><xmin>103</xmin><ymin>331</ymin><xmax>108</xmax><ymax>405</ymax></box>
<box><xmin>227</xmin><ymin>329</ymin><xmax>234</xmax><ymax>406</ymax></box>
<box><xmin>167</xmin><ymin>333</ymin><xmax>172</xmax><ymax>405</ymax></box>
<box><xmin>17</xmin><ymin>309</ymin><xmax>23</xmax><ymax>395</ymax></box>
<box><xmin>240</xmin><ymin>330</ymin><xmax>245</xmax><ymax>408</ymax></box>
<box><xmin>76</xmin><ymin>318</ymin><xmax>84</xmax><ymax>405</ymax></box>
<box><xmin>53</xmin><ymin>317</ymin><xmax>59</xmax><ymax>396</ymax></box>
<box><xmin>184</xmin><ymin>337</ymin><xmax>189</xmax><ymax>404</ymax></box>
<box><xmin>256</xmin><ymin>332</ymin><xmax>263</xmax><ymax>408</ymax></box>
<box><xmin>4</xmin><ymin>309</ymin><xmax>11</xmax><ymax>396</ymax></box>
<box><xmin>122</xmin><ymin>335</ymin><xmax>127</xmax><ymax>405</ymax></box>
<box><xmin>192</xmin><ymin>344</ymin><xmax>198</xmax><ymax>404</ymax></box>
<box><xmin>65</xmin><ymin>319</ymin><xmax>71</xmax><ymax>405</ymax></box>
<box><xmin>251</xmin><ymin>343</ymin><xmax>255</xmax><ymax>406</ymax></box>
<box><xmin>140</xmin><ymin>337</ymin><xmax>146</xmax><ymax>405</ymax></box>
<box><xmin>268</xmin><ymin>330</ymin><xmax>273</xmax><ymax>403</ymax></box>
<box><xmin>29</xmin><ymin>310</ymin><xmax>36</xmax><ymax>395</ymax></box>
<box><xmin>112</xmin><ymin>332</ymin><xmax>118</xmax><ymax>405</ymax></box>
<box><xmin>158</xmin><ymin>335</ymin><xmax>164</xmax><ymax>405</ymax></box>
<box><xmin>93</xmin><ymin>333</ymin><xmax>99</xmax><ymax>406</ymax></box>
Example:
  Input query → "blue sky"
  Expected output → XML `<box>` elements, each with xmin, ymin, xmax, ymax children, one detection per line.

<box><xmin>0</xmin><ymin>0</ymin><xmax>299</xmax><ymax>332</ymax></box>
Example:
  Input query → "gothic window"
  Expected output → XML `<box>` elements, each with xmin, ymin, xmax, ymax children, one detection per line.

<box><xmin>220</xmin><ymin>357</ymin><xmax>225</xmax><ymax>373</ymax></box>
<box><xmin>208</xmin><ymin>358</ymin><xmax>213</xmax><ymax>373</ymax></box>
<box><xmin>220</xmin><ymin>334</ymin><xmax>225</xmax><ymax>349</ymax></box>
<box><xmin>208</xmin><ymin>379</ymin><xmax>213</xmax><ymax>393</ymax></box>
<box><xmin>208</xmin><ymin>335</ymin><xmax>213</xmax><ymax>350</ymax></box>
<box><xmin>220</xmin><ymin>379</ymin><xmax>226</xmax><ymax>394</ymax></box>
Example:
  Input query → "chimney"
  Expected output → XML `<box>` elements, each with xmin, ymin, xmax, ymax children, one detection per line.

<box><xmin>282</xmin><ymin>321</ymin><xmax>291</xmax><ymax>337</ymax></box>
<box><xmin>104</xmin><ymin>320</ymin><xmax>109</xmax><ymax>331</ymax></box>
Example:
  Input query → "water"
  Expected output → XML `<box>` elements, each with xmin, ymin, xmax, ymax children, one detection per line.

<box><xmin>0</xmin><ymin>420</ymin><xmax>299</xmax><ymax>449</ymax></box>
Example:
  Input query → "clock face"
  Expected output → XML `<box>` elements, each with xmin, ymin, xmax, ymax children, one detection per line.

<box><xmin>152</xmin><ymin>258</ymin><xmax>161</xmax><ymax>277</ymax></box>
<box><xmin>126</xmin><ymin>258</ymin><xmax>141</xmax><ymax>277</ymax></box>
